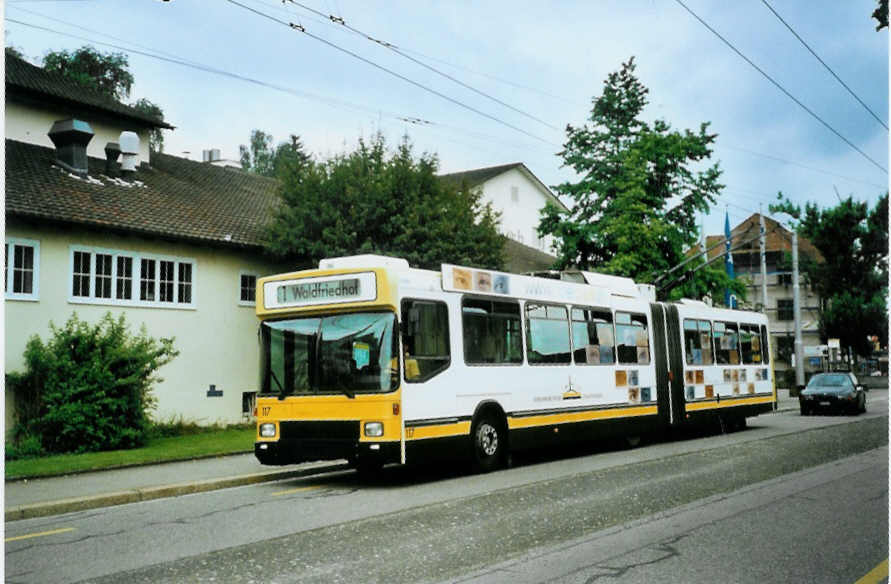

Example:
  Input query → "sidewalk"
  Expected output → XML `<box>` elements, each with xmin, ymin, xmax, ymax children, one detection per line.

<box><xmin>5</xmin><ymin>390</ymin><xmax>799</xmax><ymax>522</ymax></box>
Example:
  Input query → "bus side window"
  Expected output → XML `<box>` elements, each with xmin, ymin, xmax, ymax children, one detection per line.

<box><xmin>402</xmin><ymin>299</ymin><xmax>450</xmax><ymax>382</ymax></box>
<box><xmin>740</xmin><ymin>324</ymin><xmax>759</xmax><ymax>364</ymax></box>
<box><xmin>462</xmin><ymin>298</ymin><xmax>523</xmax><ymax>365</ymax></box>
<box><xmin>685</xmin><ymin>319</ymin><xmax>714</xmax><ymax>365</ymax></box>
<box><xmin>571</xmin><ymin>307</ymin><xmax>615</xmax><ymax>365</ymax></box>
<box><xmin>616</xmin><ymin>312</ymin><xmax>650</xmax><ymax>364</ymax></box>
<box><xmin>715</xmin><ymin>322</ymin><xmax>740</xmax><ymax>364</ymax></box>
<box><xmin>526</xmin><ymin>303</ymin><xmax>571</xmax><ymax>365</ymax></box>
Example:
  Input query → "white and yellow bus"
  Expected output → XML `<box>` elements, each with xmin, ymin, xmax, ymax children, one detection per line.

<box><xmin>254</xmin><ymin>254</ymin><xmax>775</xmax><ymax>472</ymax></box>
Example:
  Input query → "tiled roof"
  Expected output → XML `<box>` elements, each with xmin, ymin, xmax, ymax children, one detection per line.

<box><xmin>702</xmin><ymin>213</ymin><xmax>823</xmax><ymax>262</ymax></box>
<box><xmin>5</xmin><ymin>53</ymin><xmax>173</xmax><ymax>129</ymax></box>
<box><xmin>6</xmin><ymin>140</ymin><xmax>278</xmax><ymax>249</ymax></box>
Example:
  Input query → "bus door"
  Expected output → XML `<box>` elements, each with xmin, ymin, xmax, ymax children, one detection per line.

<box><xmin>649</xmin><ymin>303</ymin><xmax>671</xmax><ymax>429</ymax></box>
<box><xmin>664</xmin><ymin>304</ymin><xmax>687</xmax><ymax>426</ymax></box>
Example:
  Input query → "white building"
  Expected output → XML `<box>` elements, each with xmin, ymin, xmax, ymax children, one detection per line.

<box><xmin>439</xmin><ymin>162</ymin><xmax>568</xmax><ymax>269</ymax></box>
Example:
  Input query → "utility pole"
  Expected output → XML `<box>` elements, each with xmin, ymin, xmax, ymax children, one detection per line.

<box><xmin>792</xmin><ymin>231</ymin><xmax>805</xmax><ymax>391</ymax></box>
<box><xmin>759</xmin><ymin>208</ymin><xmax>768</xmax><ymax>313</ymax></box>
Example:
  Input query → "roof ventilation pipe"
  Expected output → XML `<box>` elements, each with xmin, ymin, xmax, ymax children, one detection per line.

<box><xmin>104</xmin><ymin>142</ymin><xmax>121</xmax><ymax>176</ymax></box>
<box><xmin>119</xmin><ymin>131</ymin><xmax>140</xmax><ymax>175</ymax></box>
<box><xmin>47</xmin><ymin>119</ymin><xmax>94</xmax><ymax>175</ymax></box>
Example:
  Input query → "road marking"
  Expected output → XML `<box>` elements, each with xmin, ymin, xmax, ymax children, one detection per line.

<box><xmin>271</xmin><ymin>485</ymin><xmax>324</xmax><ymax>496</ymax></box>
<box><xmin>5</xmin><ymin>527</ymin><xmax>75</xmax><ymax>543</ymax></box>
<box><xmin>854</xmin><ymin>558</ymin><xmax>888</xmax><ymax>584</ymax></box>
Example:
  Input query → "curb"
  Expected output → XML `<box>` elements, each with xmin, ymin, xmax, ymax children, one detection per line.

<box><xmin>5</xmin><ymin>461</ymin><xmax>350</xmax><ymax>522</ymax></box>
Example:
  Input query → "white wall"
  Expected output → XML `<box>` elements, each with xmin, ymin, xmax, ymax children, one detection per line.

<box><xmin>5</xmin><ymin>102</ymin><xmax>153</xmax><ymax>165</ymax></box>
<box><xmin>477</xmin><ymin>168</ymin><xmax>558</xmax><ymax>255</ymax></box>
<box><xmin>5</xmin><ymin>222</ymin><xmax>292</xmax><ymax>430</ymax></box>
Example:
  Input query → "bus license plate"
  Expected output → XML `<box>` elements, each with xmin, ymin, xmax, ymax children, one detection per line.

<box><xmin>819</xmin><ymin>401</ymin><xmax>830</xmax><ymax>406</ymax></box>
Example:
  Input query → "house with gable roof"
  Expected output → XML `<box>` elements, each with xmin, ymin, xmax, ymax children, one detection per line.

<box><xmin>439</xmin><ymin>162</ymin><xmax>566</xmax><ymax>272</ymax></box>
<box><xmin>702</xmin><ymin>213</ymin><xmax>824</xmax><ymax>375</ymax></box>
<box><xmin>4</xmin><ymin>53</ymin><xmax>292</xmax><ymax>430</ymax></box>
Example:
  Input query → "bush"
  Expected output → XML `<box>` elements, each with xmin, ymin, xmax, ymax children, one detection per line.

<box><xmin>10</xmin><ymin>312</ymin><xmax>178</xmax><ymax>454</ymax></box>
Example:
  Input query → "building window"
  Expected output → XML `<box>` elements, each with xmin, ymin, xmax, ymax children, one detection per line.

<box><xmin>117</xmin><ymin>256</ymin><xmax>133</xmax><ymax>300</ymax></box>
<box><xmin>510</xmin><ymin>186</ymin><xmax>519</xmax><ymax>203</ymax></box>
<box><xmin>777</xmin><ymin>299</ymin><xmax>793</xmax><ymax>321</ymax></box>
<box><xmin>70</xmin><ymin>246</ymin><xmax>195</xmax><ymax>308</ymax></box>
<box><xmin>95</xmin><ymin>253</ymin><xmax>113</xmax><ymax>299</ymax></box>
<box><xmin>5</xmin><ymin>238</ymin><xmax>40</xmax><ymax>300</ymax></box>
<box><xmin>72</xmin><ymin>251</ymin><xmax>91</xmax><ymax>297</ymax></box>
<box><xmin>240</xmin><ymin>273</ymin><xmax>257</xmax><ymax>304</ymax></box>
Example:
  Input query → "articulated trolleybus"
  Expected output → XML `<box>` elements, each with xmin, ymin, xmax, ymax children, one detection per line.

<box><xmin>254</xmin><ymin>254</ymin><xmax>775</xmax><ymax>472</ymax></box>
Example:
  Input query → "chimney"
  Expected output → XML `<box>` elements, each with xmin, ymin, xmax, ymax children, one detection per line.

<box><xmin>104</xmin><ymin>142</ymin><xmax>121</xmax><ymax>176</ymax></box>
<box><xmin>119</xmin><ymin>131</ymin><xmax>140</xmax><ymax>175</ymax></box>
<box><xmin>202</xmin><ymin>149</ymin><xmax>221</xmax><ymax>163</ymax></box>
<box><xmin>47</xmin><ymin>119</ymin><xmax>94</xmax><ymax>175</ymax></box>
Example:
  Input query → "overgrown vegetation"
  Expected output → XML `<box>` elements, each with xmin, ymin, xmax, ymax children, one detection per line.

<box><xmin>7</xmin><ymin>313</ymin><xmax>178</xmax><ymax>457</ymax></box>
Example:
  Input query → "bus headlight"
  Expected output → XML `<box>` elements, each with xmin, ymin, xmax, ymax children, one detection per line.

<box><xmin>259</xmin><ymin>423</ymin><xmax>276</xmax><ymax>438</ymax></box>
<box><xmin>364</xmin><ymin>422</ymin><xmax>384</xmax><ymax>437</ymax></box>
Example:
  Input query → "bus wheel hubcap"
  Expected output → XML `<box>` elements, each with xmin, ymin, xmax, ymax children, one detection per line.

<box><xmin>478</xmin><ymin>424</ymin><xmax>498</xmax><ymax>456</ymax></box>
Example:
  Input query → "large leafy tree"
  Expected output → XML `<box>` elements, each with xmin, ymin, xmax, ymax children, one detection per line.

<box><xmin>770</xmin><ymin>193</ymin><xmax>888</xmax><ymax>358</ymax></box>
<box><xmin>43</xmin><ymin>46</ymin><xmax>134</xmax><ymax>100</ymax></box>
<box><xmin>539</xmin><ymin>58</ymin><xmax>743</xmax><ymax>302</ymax></box>
<box><xmin>874</xmin><ymin>0</ymin><xmax>888</xmax><ymax>30</ymax></box>
<box><xmin>265</xmin><ymin>134</ymin><xmax>504</xmax><ymax>271</ymax></box>
<box><xmin>239</xmin><ymin>130</ymin><xmax>311</xmax><ymax>178</ymax></box>
<box><xmin>41</xmin><ymin>46</ymin><xmax>168</xmax><ymax>152</ymax></box>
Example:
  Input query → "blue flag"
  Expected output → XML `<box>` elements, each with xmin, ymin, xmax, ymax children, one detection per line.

<box><xmin>724</xmin><ymin>211</ymin><xmax>736</xmax><ymax>308</ymax></box>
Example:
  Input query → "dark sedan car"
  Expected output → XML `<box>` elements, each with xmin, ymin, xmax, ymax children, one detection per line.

<box><xmin>799</xmin><ymin>372</ymin><xmax>867</xmax><ymax>415</ymax></box>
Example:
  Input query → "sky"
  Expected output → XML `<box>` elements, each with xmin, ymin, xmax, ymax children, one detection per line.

<box><xmin>3</xmin><ymin>0</ymin><xmax>889</xmax><ymax>237</ymax></box>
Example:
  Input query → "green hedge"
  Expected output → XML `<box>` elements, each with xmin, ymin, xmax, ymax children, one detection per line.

<box><xmin>7</xmin><ymin>312</ymin><xmax>178</xmax><ymax>457</ymax></box>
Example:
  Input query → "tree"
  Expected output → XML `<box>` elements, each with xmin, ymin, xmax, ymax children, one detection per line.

<box><xmin>7</xmin><ymin>313</ymin><xmax>178</xmax><ymax>455</ymax></box>
<box><xmin>132</xmin><ymin>98</ymin><xmax>165</xmax><ymax>153</ymax></box>
<box><xmin>539</xmin><ymin>58</ymin><xmax>743</xmax><ymax>302</ymax></box>
<box><xmin>240</xmin><ymin>129</ymin><xmax>311</xmax><ymax>178</ymax></box>
<box><xmin>43</xmin><ymin>46</ymin><xmax>134</xmax><ymax>101</ymax></box>
<box><xmin>265</xmin><ymin>133</ymin><xmax>504</xmax><ymax>271</ymax></box>
<box><xmin>874</xmin><ymin>0</ymin><xmax>888</xmax><ymax>30</ymax></box>
<box><xmin>770</xmin><ymin>193</ymin><xmax>888</xmax><ymax>358</ymax></box>
<box><xmin>6</xmin><ymin>45</ymin><xmax>24</xmax><ymax>59</ymax></box>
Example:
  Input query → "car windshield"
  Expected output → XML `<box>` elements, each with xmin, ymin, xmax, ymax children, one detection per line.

<box><xmin>259</xmin><ymin>311</ymin><xmax>399</xmax><ymax>398</ymax></box>
<box><xmin>807</xmin><ymin>374</ymin><xmax>852</xmax><ymax>389</ymax></box>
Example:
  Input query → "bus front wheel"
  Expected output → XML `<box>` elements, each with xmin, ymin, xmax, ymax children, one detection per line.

<box><xmin>471</xmin><ymin>414</ymin><xmax>506</xmax><ymax>473</ymax></box>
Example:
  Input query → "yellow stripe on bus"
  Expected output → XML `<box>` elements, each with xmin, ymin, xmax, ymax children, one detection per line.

<box><xmin>508</xmin><ymin>405</ymin><xmax>658</xmax><ymax>429</ymax></box>
<box><xmin>685</xmin><ymin>395</ymin><xmax>775</xmax><ymax>411</ymax></box>
<box><xmin>406</xmin><ymin>421</ymin><xmax>471</xmax><ymax>441</ymax></box>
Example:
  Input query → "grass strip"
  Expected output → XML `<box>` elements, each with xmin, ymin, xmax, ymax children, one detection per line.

<box><xmin>6</xmin><ymin>427</ymin><xmax>255</xmax><ymax>480</ymax></box>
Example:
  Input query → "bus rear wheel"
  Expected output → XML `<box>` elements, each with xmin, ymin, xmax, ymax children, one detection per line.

<box><xmin>471</xmin><ymin>414</ymin><xmax>506</xmax><ymax>473</ymax></box>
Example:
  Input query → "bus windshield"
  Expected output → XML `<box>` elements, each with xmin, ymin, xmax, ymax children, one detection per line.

<box><xmin>259</xmin><ymin>311</ymin><xmax>399</xmax><ymax>398</ymax></box>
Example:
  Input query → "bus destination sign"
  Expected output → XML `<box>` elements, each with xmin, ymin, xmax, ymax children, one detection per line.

<box><xmin>264</xmin><ymin>272</ymin><xmax>377</xmax><ymax>309</ymax></box>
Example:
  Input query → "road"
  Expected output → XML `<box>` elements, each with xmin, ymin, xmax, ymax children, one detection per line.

<box><xmin>5</xmin><ymin>394</ymin><xmax>888</xmax><ymax>584</ymax></box>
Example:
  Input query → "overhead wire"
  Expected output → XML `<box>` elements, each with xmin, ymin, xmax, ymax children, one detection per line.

<box><xmin>674</xmin><ymin>0</ymin><xmax>887</xmax><ymax>174</ymax></box>
<box><xmin>282</xmin><ymin>0</ymin><xmax>563</xmax><ymax>132</ymax></box>
<box><xmin>759</xmin><ymin>0</ymin><xmax>888</xmax><ymax>131</ymax></box>
<box><xmin>223</xmin><ymin>0</ymin><xmax>560</xmax><ymax>146</ymax></box>
<box><xmin>4</xmin><ymin>15</ymin><xmax>556</xmax><ymax>160</ymax></box>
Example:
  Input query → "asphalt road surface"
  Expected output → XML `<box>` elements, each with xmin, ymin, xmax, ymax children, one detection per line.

<box><xmin>5</xmin><ymin>396</ymin><xmax>887</xmax><ymax>584</ymax></box>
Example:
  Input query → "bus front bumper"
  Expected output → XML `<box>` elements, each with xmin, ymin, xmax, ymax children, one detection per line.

<box><xmin>254</xmin><ymin>439</ymin><xmax>400</xmax><ymax>466</ymax></box>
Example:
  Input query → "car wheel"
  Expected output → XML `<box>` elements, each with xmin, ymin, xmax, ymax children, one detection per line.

<box><xmin>471</xmin><ymin>414</ymin><xmax>506</xmax><ymax>473</ymax></box>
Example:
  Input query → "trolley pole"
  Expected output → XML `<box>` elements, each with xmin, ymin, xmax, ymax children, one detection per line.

<box><xmin>792</xmin><ymin>231</ymin><xmax>805</xmax><ymax>391</ymax></box>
